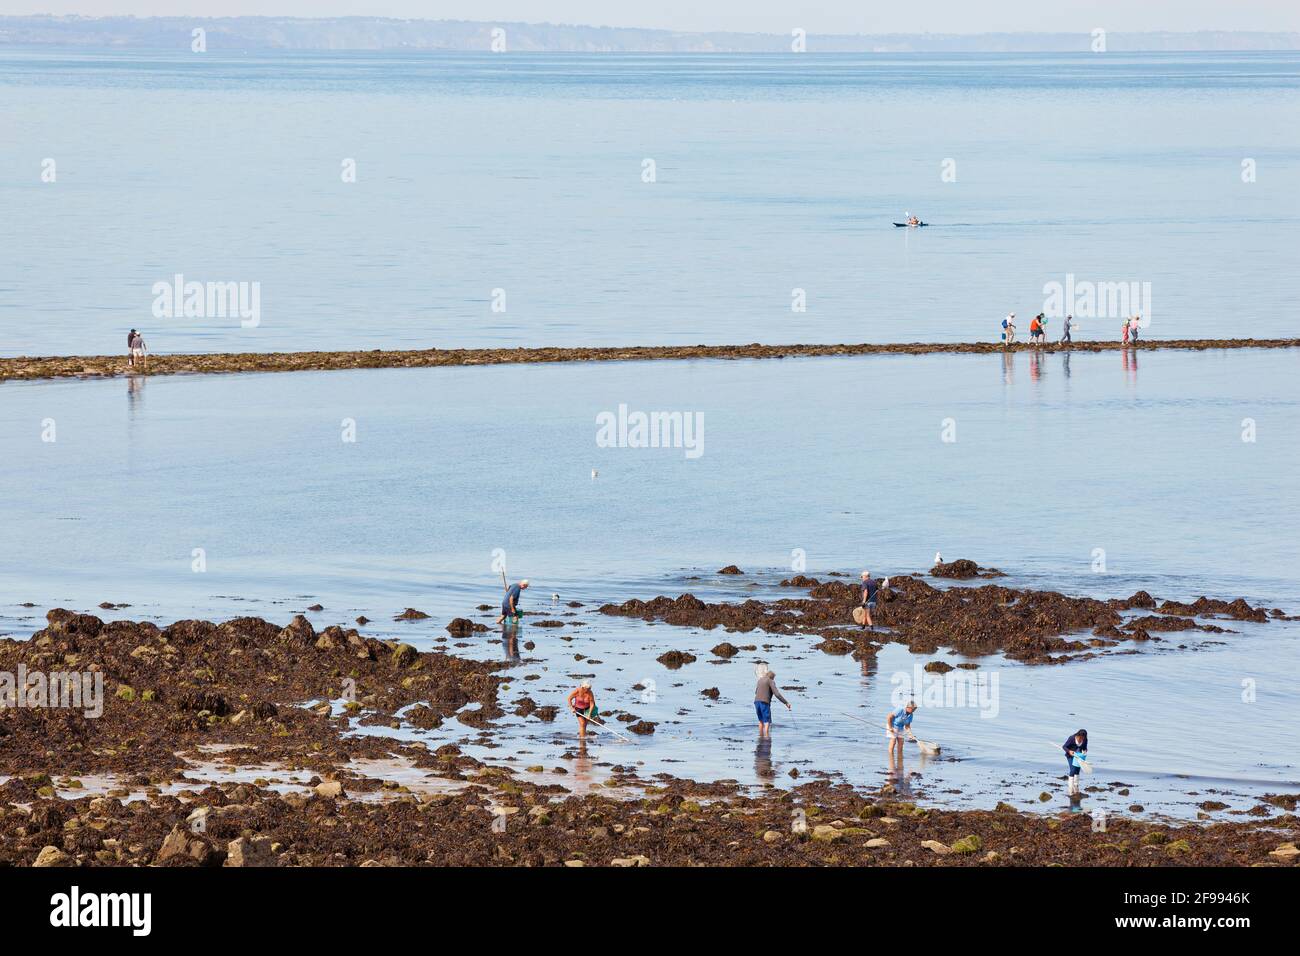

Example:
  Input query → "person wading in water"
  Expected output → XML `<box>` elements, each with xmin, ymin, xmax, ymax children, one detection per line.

<box><xmin>567</xmin><ymin>680</ymin><xmax>598</xmax><ymax>738</ymax></box>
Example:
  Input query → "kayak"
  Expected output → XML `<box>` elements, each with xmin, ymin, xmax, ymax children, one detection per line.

<box><xmin>893</xmin><ymin>222</ymin><xmax>928</xmax><ymax>227</ymax></box>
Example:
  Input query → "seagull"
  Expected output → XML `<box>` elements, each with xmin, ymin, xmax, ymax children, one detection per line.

<box><xmin>591</xmin><ymin>469</ymin><xmax>598</xmax><ymax>480</ymax></box>
<box><xmin>934</xmin><ymin>551</ymin><xmax>942</xmax><ymax>566</ymax></box>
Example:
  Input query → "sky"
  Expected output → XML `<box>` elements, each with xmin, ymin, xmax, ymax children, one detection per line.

<box><xmin>3</xmin><ymin>1</ymin><xmax>1299</xmax><ymax>35</ymax></box>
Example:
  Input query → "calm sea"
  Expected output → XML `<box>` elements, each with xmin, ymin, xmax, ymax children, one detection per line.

<box><xmin>1</xmin><ymin>50</ymin><xmax>1299</xmax><ymax>355</ymax></box>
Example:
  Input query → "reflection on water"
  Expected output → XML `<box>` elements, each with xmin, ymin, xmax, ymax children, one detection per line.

<box><xmin>1123</xmin><ymin>346</ymin><xmax>1139</xmax><ymax>381</ymax></box>
<box><xmin>126</xmin><ymin>374</ymin><xmax>145</xmax><ymax>414</ymax></box>
<box><xmin>754</xmin><ymin>736</ymin><xmax>774</xmax><ymax>779</ymax></box>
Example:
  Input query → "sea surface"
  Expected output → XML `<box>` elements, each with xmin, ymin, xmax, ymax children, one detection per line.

<box><xmin>2</xmin><ymin>348</ymin><xmax>1298</xmax><ymax>818</ymax></box>
<box><xmin>1</xmin><ymin>49</ymin><xmax>1299</xmax><ymax>355</ymax></box>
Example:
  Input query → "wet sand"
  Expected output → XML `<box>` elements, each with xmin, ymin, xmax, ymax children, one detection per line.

<box><xmin>3</xmin><ymin>337</ymin><xmax>1298</xmax><ymax>383</ymax></box>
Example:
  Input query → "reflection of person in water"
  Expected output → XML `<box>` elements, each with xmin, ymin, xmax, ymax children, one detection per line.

<box><xmin>754</xmin><ymin>736</ymin><xmax>774</xmax><ymax>780</ymax></box>
<box><xmin>501</xmin><ymin>629</ymin><xmax>519</xmax><ymax>663</ymax></box>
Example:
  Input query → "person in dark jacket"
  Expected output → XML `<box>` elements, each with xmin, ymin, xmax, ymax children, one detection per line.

<box><xmin>860</xmin><ymin>570</ymin><xmax>880</xmax><ymax>628</ymax></box>
<box><xmin>1063</xmin><ymin>729</ymin><xmax>1089</xmax><ymax>795</ymax></box>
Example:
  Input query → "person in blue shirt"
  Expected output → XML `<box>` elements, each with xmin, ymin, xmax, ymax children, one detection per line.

<box><xmin>495</xmin><ymin>578</ymin><xmax>529</xmax><ymax>625</ymax></box>
<box><xmin>1063</xmin><ymin>729</ymin><xmax>1088</xmax><ymax>796</ymax></box>
<box><xmin>885</xmin><ymin>701</ymin><xmax>918</xmax><ymax>759</ymax></box>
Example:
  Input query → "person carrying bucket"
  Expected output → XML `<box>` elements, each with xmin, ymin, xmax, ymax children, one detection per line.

<box><xmin>753</xmin><ymin>664</ymin><xmax>791</xmax><ymax>737</ymax></box>
<box><xmin>1063</xmin><ymin>729</ymin><xmax>1088</xmax><ymax>795</ymax></box>
<box><xmin>885</xmin><ymin>701</ymin><xmax>918</xmax><ymax>758</ymax></box>
<box><xmin>496</xmin><ymin>578</ymin><xmax>529</xmax><ymax>625</ymax></box>
<box><xmin>567</xmin><ymin>680</ymin><xmax>599</xmax><ymax>738</ymax></box>
<box><xmin>859</xmin><ymin>570</ymin><xmax>880</xmax><ymax>629</ymax></box>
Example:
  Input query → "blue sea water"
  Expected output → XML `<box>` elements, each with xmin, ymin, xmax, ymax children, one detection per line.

<box><xmin>1</xmin><ymin>50</ymin><xmax>1298</xmax><ymax>355</ymax></box>
<box><xmin>1</xmin><ymin>50</ymin><xmax>1298</xmax><ymax>816</ymax></box>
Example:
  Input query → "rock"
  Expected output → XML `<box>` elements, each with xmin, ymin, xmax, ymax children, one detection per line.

<box><xmin>611</xmin><ymin>855</ymin><xmax>651</xmax><ymax>867</ymax></box>
<box><xmin>1165</xmin><ymin>839</ymin><xmax>1191</xmax><ymax>854</ymax></box>
<box><xmin>32</xmin><ymin>845</ymin><xmax>72</xmax><ymax>867</ymax></box>
<box><xmin>446</xmin><ymin>617</ymin><xmax>487</xmax><ymax>636</ymax></box>
<box><xmin>1269</xmin><ymin>843</ymin><xmax>1299</xmax><ymax>859</ymax></box>
<box><xmin>225</xmin><ymin>836</ymin><xmax>274</xmax><ymax>867</ymax></box>
<box><xmin>277</xmin><ymin>614</ymin><xmax>315</xmax><ymax>643</ymax></box>
<box><xmin>762</xmin><ymin>830</ymin><xmax>782</xmax><ymax>843</ymax></box>
<box><xmin>951</xmin><ymin>835</ymin><xmax>983</xmax><ymax>854</ymax></box>
<box><xmin>656</xmin><ymin>650</ymin><xmax>697</xmax><ymax>669</ymax></box>
<box><xmin>392</xmin><ymin>643</ymin><xmax>418</xmax><ymax>667</ymax></box>
<box><xmin>563</xmin><ymin>859</ymin><xmax>585</xmax><ymax>867</ymax></box>
<box><xmin>710</xmin><ymin>642</ymin><xmax>739</xmax><ymax>658</ymax></box>
<box><xmin>355</xmin><ymin>616</ymin><xmax>370</xmax><ymax>625</ymax></box>
<box><xmin>315</xmin><ymin>779</ymin><xmax>346</xmax><ymax>799</ymax></box>
<box><xmin>921</xmin><ymin>840</ymin><xmax>952</xmax><ymax>855</ymax></box>
<box><xmin>924</xmin><ymin>660</ymin><xmax>954</xmax><ymax>673</ymax></box>
<box><xmin>628</xmin><ymin>720</ymin><xmax>656</xmax><ymax>735</ymax></box>
<box><xmin>718</xmin><ymin>565</ymin><xmax>744</xmax><ymax>575</ymax></box>
<box><xmin>701</xmin><ymin>687</ymin><xmax>720</xmax><ymax>699</ymax></box>
<box><xmin>156</xmin><ymin>825</ymin><xmax>218</xmax><ymax>866</ymax></box>
<box><xmin>395</xmin><ymin>608</ymin><xmax>430</xmax><ymax>620</ymax></box>
<box><xmin>811</xmin><ymin>825</ymin><xmax>844</xmax><ymax>842</ymax></box>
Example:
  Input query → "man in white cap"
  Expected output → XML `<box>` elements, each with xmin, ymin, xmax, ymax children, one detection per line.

<box><xmin>496</xmin><ymin>578</ymin><xmax>529</xmax><ymax>625</ymax></box>
<box><xmin>1002</xmin><ymin>313</ymin><xmax>1016</xmax><ymax>346</ymax></box>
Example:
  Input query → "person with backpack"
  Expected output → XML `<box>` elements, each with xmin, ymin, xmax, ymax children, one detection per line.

<box><xmin>127</xmin><ymin>329</ymin><xmax>147</xmax><ymax>368</ymax></box>
<box><xmin>1001</xmin><ymin>313</ymin><xmax>1016</xmax><ymax>346</ymax></box>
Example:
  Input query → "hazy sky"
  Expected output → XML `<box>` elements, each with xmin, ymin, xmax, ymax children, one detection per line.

<box><xmin>4</xmin><ymin>1</ymin><xmax>1299</xmax><ymax>34</ymax></box>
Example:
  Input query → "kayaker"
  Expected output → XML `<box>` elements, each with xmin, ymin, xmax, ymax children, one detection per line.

<box><xmin>754</xmin><ymin>665</ymin><xmax>791</xmax><ymax>737</ymax></box>
<box><xmin>496</xmin><ymin>578</ymin><xmax>529</xmax><ymax>625</ymax></box>
<box><xmin>885</xmin><ymin>701</ymin><xmax>918</xmax><ymax>759</ymax></box>
<box><xmin>567</xmin><ymin>680</ymin><xmax>599</xmax><ymax>738</ymax></box>
<box><xmin>1063</xmin><ymin>728</ymin><xmax>1089</xmax><ymax>795</ymax></box>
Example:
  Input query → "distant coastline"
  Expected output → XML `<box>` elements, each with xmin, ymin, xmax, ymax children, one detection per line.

<box><xmin>3</xmin><ymin>338</ymin><xmax>1298</xmax><ymax>383</ymax></box>
<box><xmin>1</xmin><ymin>16</ymin><xmax>1298</xmax><ymax>53</ymax></box>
